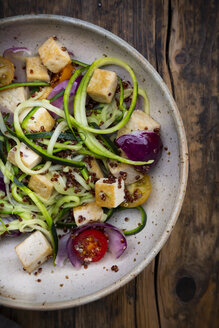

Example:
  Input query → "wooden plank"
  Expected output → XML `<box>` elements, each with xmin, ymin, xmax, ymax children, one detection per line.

<box><xmin>136</xmin><ymin>261</ymin><xmax>160</xmax><ymax>328</ymax></box>
<box><xmin>157</xmin><ymin>0</ymin><xmax>219</xmax><ymax>327</ymax></box>
<box><xmin>75</xmin><ymin>280</ymin><xmax>137</xmax><ymax>328</ymax></box>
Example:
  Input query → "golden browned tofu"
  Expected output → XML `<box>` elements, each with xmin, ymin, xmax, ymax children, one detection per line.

<box><xmin>73</xmin><ymin>201</ymin><xmax>104</xmax><ymax>226</ymax></box>
<box><xmin>0</xmin><ymin>87</ymin><xmax>28</xmax><ymax>113</ymax></box>
<box><xmin>85</xmin><ymin>158</ymin><xmax>104</xmax><ymax>180</ymax></box>
<box><xmin>37</xmin><ymin>86</ymin><xmax>53</xmax><ymax>99</ymax></box>
<box><xmin>95</xmin><ymin>177</ymin><xmax>125</xmax><ymax>208</ymax></box>
<box><xmin>38</xmin><ymin>37</ymin><xmax>71</xmax><ymax>73</ymax></box>
<box><xmin>87</xmin><ymin>69</ymin><xmax>118</xmax><ymax>104</ymax></box>
<box><xmin>28</xmin><ymin>175</ymin><xmax>54</xmax><ymax>199</ymax></box>
<box><xmin>7</xmin><ymin>142</ymin><xmax>42</xmax><ymax>169</ymax></box>
<box><xmin>26</xmin><ymin>56</ymin><xmax>50</xmax><ymax>82</ymax></box>
<box><xmin>108</xmin><ymin>160</ymin><xmax>143</xmax><ymax>185</ymax></box>
<box><xmin>15</xmin><ymin>231</ymin><xmax>52</xmax><ymax>273</ymax></box>
<box><xmin>117</xmin><ymin>110</ymin><xmax>161</xmax><ymax>137</ymax></box>
<box><xmin>22</xmin><ymin>107</ymin><xmax>55</xmax><ymax>133</ymax></box>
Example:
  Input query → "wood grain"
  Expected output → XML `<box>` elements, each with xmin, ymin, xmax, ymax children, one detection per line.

<box><xmin>0</xmin><ymin>1</ymin><xmax>218</xmax><ymax>327</ymax></box>
<box><xmin>157</xmin><ymin>1</ymin><xmax>219</xmax><ymax>327</ymax></box>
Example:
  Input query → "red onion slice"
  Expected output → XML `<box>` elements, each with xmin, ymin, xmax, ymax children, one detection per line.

<box><xmin>116</xmin><ymin>130</ymin><xmax>163</xmax><ymax>172</ymax></box>
<box><xmin>3</xmin><ymin>47</ymin><xmax>31</xmax><ymax>82</ymax></box>
<box><xmin>67</xmin><ymin>234</ymin><xmax>83</xmax><ymax>268</ymax></box>
<box><xmin>106</xmin><ymin>226</ymin><xmax>127</xmax><ymax>258</ymax></box>
<box><xmin>55</xmin><ymin>232</ymin><xmax>71</xmax><ymax>267</ymax></box>
<box><xmin>47</xmin><ymin>76</ymin><xmax>82</xmax><ymax>110</ymax></box>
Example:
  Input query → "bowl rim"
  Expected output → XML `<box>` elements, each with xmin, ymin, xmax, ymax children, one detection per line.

<box><xmin>0</xmin><ymin>14</ymin><xmax>189</xmax><ymax>310</ymax></box>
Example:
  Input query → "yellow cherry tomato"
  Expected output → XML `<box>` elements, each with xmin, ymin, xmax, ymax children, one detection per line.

<box><xmin>0</xmin><ymin>56</ymin><xmax>15</xmax><ymax>87</ymax></box>
<box><xmin>122</xmin><ymin>174</ymin><xmax>151</xmax><ymax>208</ymax></box>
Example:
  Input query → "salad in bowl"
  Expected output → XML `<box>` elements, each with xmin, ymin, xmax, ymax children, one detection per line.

<box><xmin>0</xmin><ymin>36</ymin><xmax>163</xmax><ymax>274</ymax></box>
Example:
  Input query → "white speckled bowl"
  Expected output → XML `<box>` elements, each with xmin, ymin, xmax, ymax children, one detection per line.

<box><xmin>0</xmin><ymin>15</ymin><xmax>188</xmax><ymax>310</ymax></box>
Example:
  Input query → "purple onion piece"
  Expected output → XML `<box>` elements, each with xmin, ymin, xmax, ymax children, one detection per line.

<box><xmin>3</xmin><ymin>47</ymin><xmax>31</xmax><ymax>82</ymax></box>
<box><xmin>116</xmin><ymin>130</ymin><xmax>163</xmax><ymax>173</ymax></box>
<box><xmin>47</xmin><ymin>76</ymin><xmax>82</xmax><ymax>110</ymax></box>
<box><xmin>48</xmin><ymin>80</ymin><xmax>69</xmax><ymax>99</ymax></box>
<box><xmin>55</xmin><ymin>232</ymin><xmax>71</xmax><ymax>267</ymax></box>
<box><xmin>67</xmin><ymin>235</ymin><xmax>83</xmax><ymax>268</ymax></box>
<box><xmin>106</xmin><ymin>227</ymin><xmax>127</xmax><ymax>258</ymax></box>
<box><xmin>3</xmin><ymin>47</ymin><xmax>31</xmax><ymax>56</ymax></box>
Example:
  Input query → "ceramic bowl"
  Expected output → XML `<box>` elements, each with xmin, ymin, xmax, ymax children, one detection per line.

<box><xmin>0</xmin><ymin>15</ymin><xmax>188</xmax><ymax>310</ymax></box>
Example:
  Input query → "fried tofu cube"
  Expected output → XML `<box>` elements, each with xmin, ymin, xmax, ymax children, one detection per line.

<box><xmin>28</xmin><ymin>175</ymin><xmax>54</xmax><ymax>199</ymax></box>
<box><xmin>24</xmin><ymin>86</ymin><xmax>52</xmax><ymax>102</ymax></box>
<box><xmin>108</xmin><ymin>160</ymin><xmax>143</xmax><ymax>185</ymax></box>
<box><xmin>7</xmin><ymin>142</ymin><xmax>42</xmax><ymax>169</ymax></box>
<box><xmin>85</xmin><ymin>158</ymin><xmax>104</xmax><ymax>180</ymax></box>
<box><xmin>21</xmin><ymin>107</ymin><xmax>55</xmax><ymax>132</ymax></box>
<box><xmin>37</xmin><ymin>86</ymin><xmax>53</xmax><ymax>100</ymax></box>
<box><xmin>117</xmin><ymin>110</ymin><xmax>161</xmax><ymax>137</ymax></box>
<box><xmin>26</xmin><ymin>56</ymin><xmax>50</xmax><ymax>82</ymax></box>
<box><xmin>0</xmin><ymin>87</ymin><xmax>28</xmax><ymax>113</ymax></box>
<box><xmin>73</xmin><ymin>201</ymin><xmax>104</xmax><ymax>226</ymax></box>
<box><xmin>87</xmin><ymin>69</ymin><xmax>118</xmax><ymax>104</ymax></box>
<box><xmin>15</xmin><ymin>231</ymin><xmax>52</xmax><ymax>273</ymax></box>
<box><xmin>38</xmin><ymin>37</ymin><xmax>71</xmax><ymax>73</ymax></box>
<box><xmin>95</xmin><ymin>177</ymin><xmax>125</xmax><ymax>208</ymax></box>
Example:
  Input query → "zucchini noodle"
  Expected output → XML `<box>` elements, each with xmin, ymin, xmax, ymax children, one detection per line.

<box><xmin>14</xmin><ymin>141</ymin><xmax>52</xmax><ymax>176</ymax></box>
<box><xmin>138</xmin><ymin>88</ymin><xmax>150</xmax><ymax>115</ymax></box>
<box><xmin>52</xmin><ymin>196</ymin><xmax>80</xmax><ymax>217</ymax></box>
<box><xmin>47</xmin><ymin>121</ymin><xmax>68</xmax><ymax>155</ymax></box>
<box><xmin>40</xmin><ymin>140</ymin><xmax>83</xmax><ymax>151</ymax></box>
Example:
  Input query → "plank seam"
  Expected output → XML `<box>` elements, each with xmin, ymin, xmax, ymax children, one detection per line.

<box><xmin>154</xmin><ymin>254</ymin><xmax>161</xmax><ymax>328</ymax></box>
<box><xmin>165</xmin><ymin>0</ymin><xmax>175</xmax><ymax>98</ymax></box>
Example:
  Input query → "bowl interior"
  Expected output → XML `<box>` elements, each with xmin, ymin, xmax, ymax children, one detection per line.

<box><xmin>0</xmin><ymin>16</ymin><xmax>188</xmax><ymax>310</ymax></box>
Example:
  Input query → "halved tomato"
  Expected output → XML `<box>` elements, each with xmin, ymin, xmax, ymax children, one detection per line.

<box><xmin>122</xmin><ymin>174</ymin><xmax>151</xmax><ymax>208</ymax></box>
<box><xmin>51</xmin><ymin>63</ymin><xmax>75</xmax><ymax>87</ymax></box>
<box><xmin>0</xmin><ymin>57</ymin><xmax>14</xmax><ymax>87</ymax></box>
<box><xmin>72</xmin><ymin>228</ymin><xmax>108</xmax><ymax>263</ymax></box>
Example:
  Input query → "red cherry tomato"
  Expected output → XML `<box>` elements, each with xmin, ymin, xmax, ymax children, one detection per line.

<box><xmin>72</xmin><ymin>228</ymin><xmax>108</xmax><ymax>263</ymax></box>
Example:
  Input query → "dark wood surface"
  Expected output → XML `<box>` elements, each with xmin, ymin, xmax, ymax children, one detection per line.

<box><xmin>0</xmin><ymin>1</ymin><xmax>218</xmax><ymax>327</ymax></box>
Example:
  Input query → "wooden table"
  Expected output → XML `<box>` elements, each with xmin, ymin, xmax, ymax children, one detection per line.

<box><xmin>0</xmin><ymin>1</ymin><xmax>218</xmax><ymax>327</ymax></box>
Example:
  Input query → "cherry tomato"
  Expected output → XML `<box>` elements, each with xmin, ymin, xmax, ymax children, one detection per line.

<box><xmin>0</xmin><ymin>57</ymin><xmax>14</xmax><ymax>87</ymax></box>
<box><xmin>51</xmin><ymin>63</ymin><xmax>75</xmax><ymax>87</ymax></box>
<box><xmin>122</xmin><ymin>174</ymin><xmax>151</xmax><ymax>208</ymax></box>
<box><xmin>72</xmin><ymin>228</ymin><xmax>108</xmax><ymax>263</ymax></box>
